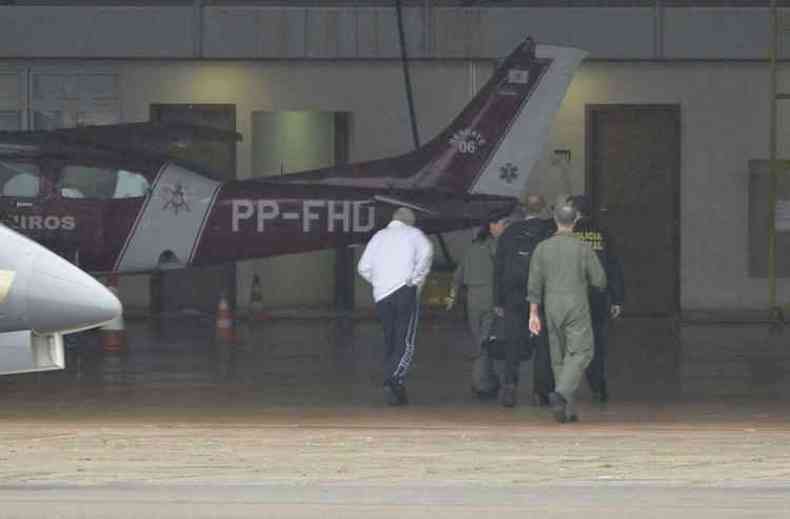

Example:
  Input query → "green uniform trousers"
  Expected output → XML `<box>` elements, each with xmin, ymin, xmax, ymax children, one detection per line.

<box><xmin>467</xmin><ymin>288</ymin><xmax>499</xmax><ymax>394</ymax></box>
<box><xmin>545</xmin><ymin>293</ymin><xmax>594</xmax><ymax>415</ymax></box>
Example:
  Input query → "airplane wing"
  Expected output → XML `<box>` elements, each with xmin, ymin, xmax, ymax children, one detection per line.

<box><xmin>370</xmin><ymin>194</ymin><xmax>438</xmax><ymax>216</ymax></box>
<box><xmin>0</xmin><ymin>123</ymin><xmax>241</xmax><ymax>164</ymax></box>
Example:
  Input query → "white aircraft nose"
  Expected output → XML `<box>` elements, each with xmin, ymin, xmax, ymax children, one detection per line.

<box><xmin>26</xmin><ymin>253</ymin><xmax>122</xmax><ymax>334</ymax></box>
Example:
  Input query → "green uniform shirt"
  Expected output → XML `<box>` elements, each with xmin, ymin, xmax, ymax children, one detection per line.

<box><xmin>453</xmin><ymin>236</ymin><xmax>496</xmax><ymax>307</ymax></box>
<box><xmin>527</xmin><ymin>230</ymin><xmax>607</xmax><ymax>304</ymax></box>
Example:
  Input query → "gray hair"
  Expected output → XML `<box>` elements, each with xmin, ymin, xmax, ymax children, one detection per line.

<box><xmin>553</xmin><ymin>204</ymin><xmax>578</xmax><ymax>226</ymax></box>
<box><xmin>554</xmin><ymin>193</ymin><xmax>571</xmax><ymax>209</ymax></box>
<box><xmin>392</xmin><ymin>207</ymin><xmax>416</xmax><ymax>226</ymax></box>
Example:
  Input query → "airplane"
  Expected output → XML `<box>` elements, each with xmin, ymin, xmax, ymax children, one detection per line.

<box><xmin>0</xmin><ymin>37</ymin><xmax>585</xmax><ymax>274</ymax></box>
<box><xmin>0</xmin><ymin>223</ymin><xmax>122</xmax><ymax>375</ymax></box>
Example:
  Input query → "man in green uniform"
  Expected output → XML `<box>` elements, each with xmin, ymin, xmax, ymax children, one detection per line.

<box><xmin>527</xmin><ymin>203</ymin><xmax>607</xmax><ymax>423</ymax></box>
<box><xmin>447</xmin><ymin>214</ymin><xmax>508</xmax><ymax>398</ymax></box>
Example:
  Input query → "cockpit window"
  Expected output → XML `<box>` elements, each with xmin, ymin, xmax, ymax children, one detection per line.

<box><xmin>60</xmin><ymin>165</ymin><xmax>115</xmax><ymax>199</ymax></box>
<box><xmin>0</xmin><ymin>161</ymin><xmax>40</xmax><ymax>198</ymax></box>
<box><xmin>113</xmin><ymin>169</ymin><xmax>150</xmax><ymax>199</ymax></box>
<box><xmin>59</xmin><ymin>166</ymin><xmax>150</xmax><ymax>199</ymax></box>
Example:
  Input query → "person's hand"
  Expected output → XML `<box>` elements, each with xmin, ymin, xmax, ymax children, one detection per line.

<box><xmin>445</xmin><ymin>291</ymin><xmax>456</xmax><ymax>311</ymax></box>
<box><xmin>494</xmin><ymin>306</ymin><xmax>504</xmax><ymax>318</ymax></box>
<box><xmin>610</xmin><ymin>305</ymin><xmax>622</xmax><ymax>319</ymax></box>
<box><xmin>529</xmin><ymin>313</ymin><xmax>542</xmax><ymax>335</ymax></box>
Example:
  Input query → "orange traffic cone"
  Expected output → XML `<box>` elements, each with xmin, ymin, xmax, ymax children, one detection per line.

<box><xmin>249</xmin><ymin>274</ymin><xmax>271</xmax><ymax>321</ymax></box>
<box><xmin>100</xmin><ymin>274</ymin><xmax>126</xmax><ymax>353</ymax></box>
<box><xmin>216</xmin><ymin>292</ymin><xmax>235</xmax><ymax>342</ymax></box>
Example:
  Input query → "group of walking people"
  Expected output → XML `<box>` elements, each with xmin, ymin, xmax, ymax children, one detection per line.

<box><xmin>452</xmin><ymin>193</ymin><xmax>624</xmax><ymax>422</ymax></box>
<box><xmin>357</xmin><ymin>195</ymin><xmax>623</xmax><ymax>422</ymax></box>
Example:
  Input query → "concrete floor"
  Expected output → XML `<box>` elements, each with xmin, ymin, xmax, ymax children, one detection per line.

<box><xmin>0</xmin><ymin>314</ymin><xmax>788</xmax><ymax>517</ymax></box>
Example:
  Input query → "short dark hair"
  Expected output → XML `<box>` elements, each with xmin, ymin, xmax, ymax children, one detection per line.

<box><xmin>485</xmin><ymin>207</ymin><xmax>511</xmax><ymax>224</ymax></box>
<box><xmin>568</xmin><ymin>195</ymin><xmax>592</xmax><ymax>217</ymax></box>
<box><xmin>509</xmin><ymin>205</ymin><xmax>527</xmax><ymax>220</ymax></box>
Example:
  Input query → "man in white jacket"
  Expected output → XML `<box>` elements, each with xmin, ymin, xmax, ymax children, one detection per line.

<box><xmin>357</xmin><ymin>207</ymin><xmax>434</xmax><ymax>406</ymax></box>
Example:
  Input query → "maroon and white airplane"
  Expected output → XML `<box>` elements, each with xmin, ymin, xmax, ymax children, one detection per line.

<box><xmin>0</xmin><ymin>38</ymin><xmax>585</xmax><ymax>274</ymax></box>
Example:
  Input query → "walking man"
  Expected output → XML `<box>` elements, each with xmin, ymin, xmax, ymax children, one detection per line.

<box><xmin>527</xmin><ymin>203</ymin><xmax>607</xmax><ymax>423</ymax></box>
<box><xmin>358</xmin><ymin>207</ymin><xmax>434</xmax><ymax>406</ymax></box>
<box><xmin>569</xmin><ymin>194</ymin><xmax>625</xmax><ymax>402</ymax></box>
<box><xmin>447</xmin><ymin>213</ymin><xmax>508</xmax><ymax>399</ymax></box>
<box><xmin>493</xmin><ymin>196</ymin><xmax>551</xmax><ymax>407</ymax></box>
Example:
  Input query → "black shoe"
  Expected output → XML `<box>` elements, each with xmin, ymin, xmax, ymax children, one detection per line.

<box><xmin>501</xmin><ymin>384</ymin><xmax>517</xmax><ymax>408</ymax></box>
<box><xmin>473</xmin><ymin>386</ymin><xmax>500</xmax><ymax>400</ymax></box>
<box><xmin>385</xmin><ymin>384</ymin><xmax>408</xmax><ymax>406</ymax></box>
<box><xmin>548</xmin><ymin>392</ymin><xmax>568</xmax><ymax>423</ymax></box>
<box><xmin>532</xmin><ymin>393</ymin><xmax>550</xmax><ymax>407</ymax></box>
<box><xmin>566</xmin><ymin>414</ymin><xmax>579</xmax><ymax>423</ymax></box>
<box><xmin>395</xmin><ymin>384</ymin><xmax>409</xmax><ymax>405</ymax></box>
<box><xmin>591</xmin><ymin>387</ymin><xmax>609</xmax><ymax>404</ymax></box>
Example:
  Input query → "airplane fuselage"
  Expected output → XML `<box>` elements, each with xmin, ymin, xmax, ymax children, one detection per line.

<box><xmin>0</xmin><ymin>160</ymin><xmax>514</xmax><ymax>273</ymax></box>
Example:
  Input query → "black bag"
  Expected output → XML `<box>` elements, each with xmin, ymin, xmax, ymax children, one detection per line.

<box><xmin>482</xmin><ymin>315</ymin><xmax>533</xmax><ymax>361</ymax></box>
<box><xmin>501</xmin><ymin>224</ymin><xmax>544</xmax><ymax>289</ymax></box>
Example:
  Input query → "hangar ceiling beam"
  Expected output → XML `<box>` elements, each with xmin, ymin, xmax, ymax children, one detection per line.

<box><xmin>0</xmin><ymin>4</ymin><xmax>785</xmax><ymax>61</ymax></box>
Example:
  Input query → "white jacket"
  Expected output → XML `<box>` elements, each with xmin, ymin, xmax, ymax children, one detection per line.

<box><xmin>357</xmin><ymin>220</ymin><xmax>434</xmax><ymax>302</ymax></box>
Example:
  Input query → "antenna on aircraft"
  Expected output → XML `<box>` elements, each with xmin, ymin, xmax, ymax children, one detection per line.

<box><xmin>394</xmin><ymin>0</ymin><xmax>454</xmax><ymax>269</ymax></box>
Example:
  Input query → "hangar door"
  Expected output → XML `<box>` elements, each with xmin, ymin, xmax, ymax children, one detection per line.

<box><xmin>587</xmin><ymin>105</ymin><xmax>680</xmax><ymax>316</ymax></box>
<box><xmin>250</xmin><ymin>111</ymin><xmax>351</xmax><ymax>308</ymax></box>
<box><xmin>150</xmin><ymin>103</ymin><xmax>237</xmax><ymax>314</ymax></box>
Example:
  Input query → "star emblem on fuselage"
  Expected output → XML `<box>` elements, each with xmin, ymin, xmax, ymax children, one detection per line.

<box><xmin>162</xmin><ymin>183</ymin><xmax>191</xmax><ymax>214</ymax></box>
<box><xmin>499</xmin><ymin>163</ymin><xmax>519</xmax><ymax>184</ymax></box>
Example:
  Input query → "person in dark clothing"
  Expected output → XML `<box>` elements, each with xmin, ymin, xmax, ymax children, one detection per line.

<box><xmin>568</xmin><ymin>194</ymin><xmax>625</xmax><ymax>403</ymax></box>
<box><xmin>520</xmin><ymin>194</ymin><xmax>557</xmax><ymax>407</ymax></box>
<box><xmin>493</xmin><ymin>195</ymin><xmax>552</xmax><ymax>407</ymax></box>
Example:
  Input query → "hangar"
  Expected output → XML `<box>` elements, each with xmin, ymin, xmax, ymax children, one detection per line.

<box><xmin>0</xmin><ymin>0</ymin><xmax>787</xmax><ymax>316</ymax></box>
<box><xmin>0</xmin><ymin>1</ymin><xmax>788</xmax><ymax>517</ymax></box>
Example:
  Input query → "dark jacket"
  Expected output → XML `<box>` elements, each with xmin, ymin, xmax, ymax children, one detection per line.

<box><xmin>572</xmin><ymin>218</ymin><xmax>625</xmax><ymax>305</ymax></box>
<box><xmin>493</xmin><ymin>217</ymin><xmax>552</xmax><ymax>306</ymax></box>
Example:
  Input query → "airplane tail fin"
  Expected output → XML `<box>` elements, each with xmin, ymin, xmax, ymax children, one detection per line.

<box><xmin>272</xmin><ymin>38</ymin><xmax>586</xmax><ymax>198</ymax></box>
<box><xmin>409</xmin><ymin>38</ymin><xmax>586</xmax><ymax>196</ymax></box>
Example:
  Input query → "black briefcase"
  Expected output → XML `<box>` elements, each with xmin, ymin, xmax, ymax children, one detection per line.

<box><xmin>482</xmin><ymin>315</ymin><xmax>533</xmax><ymax>361</ymax></box>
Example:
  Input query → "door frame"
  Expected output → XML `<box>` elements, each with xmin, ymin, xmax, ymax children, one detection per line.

<box><xmin>585</xmin><ymin>103</ymin><xmax>682</xmax><ymax>316</ymax></box>
<box><xmin>149</xmin><ymin>103</ymin><xmax>238</xmax><ymax>312</ymax></box>
<box><xmin>150</xmin><ymin>103</ymin><xmax>237</xmax><ymax>182</ymax></box>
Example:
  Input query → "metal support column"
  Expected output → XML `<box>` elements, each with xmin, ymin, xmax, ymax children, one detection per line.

<box><xmin>193</xmin><ymin>0</ymin><xmax>204</xmax><ymax>58</ymax></box>
<box><xmin>769</xmin><ymin>0</ymin><xmax>785</xmax><ymax>321</ymax></box>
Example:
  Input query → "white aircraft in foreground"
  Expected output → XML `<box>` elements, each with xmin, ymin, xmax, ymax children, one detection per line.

<box><xmin>0</xmin><ymin>223</ymin><xmax>121</xmax><ymax>375</ymax></box>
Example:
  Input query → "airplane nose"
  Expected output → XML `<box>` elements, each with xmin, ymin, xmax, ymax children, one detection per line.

<box><xmin>26</xmin><ymin>253</ymin><xmax>122</xmax><ymax>334</ymax></box>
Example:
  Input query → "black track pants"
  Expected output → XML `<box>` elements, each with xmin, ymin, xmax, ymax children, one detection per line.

<box><xmin>376</xmin><ymin>285</ymin><xmax>419</xmax><ymax>386</ymax></box>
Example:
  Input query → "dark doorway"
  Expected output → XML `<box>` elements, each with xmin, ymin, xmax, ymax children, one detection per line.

<box><xmin>333</xmin><ymin>112</ymin><xmax>354</xmax><ymax>311</ymax></box>
<box><xmin>149</xmin><ymin>103</ymin><xmax>237</xmax><ymax>314</ymax></box>
<box><xmin>587</xmin><ymin>105</ymin><xmax>681</xmax><ymax>316</ymax></box>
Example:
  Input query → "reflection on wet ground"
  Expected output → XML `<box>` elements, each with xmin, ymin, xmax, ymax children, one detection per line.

<box><xmin>0</xmin><ymin>315</ymin><xmax>788</xmax><ymax>415</ymax></box>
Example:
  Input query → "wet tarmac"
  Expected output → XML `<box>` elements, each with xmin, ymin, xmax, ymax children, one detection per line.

<box><xmin>0</xmin><ymin>314</ymin><xmax>788</xmax><ymax>517</ymax></box>
<box><xmin>1</xmin><ymin>313</ymin><xmax>788</xmax><ymax>412</ymax></box>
